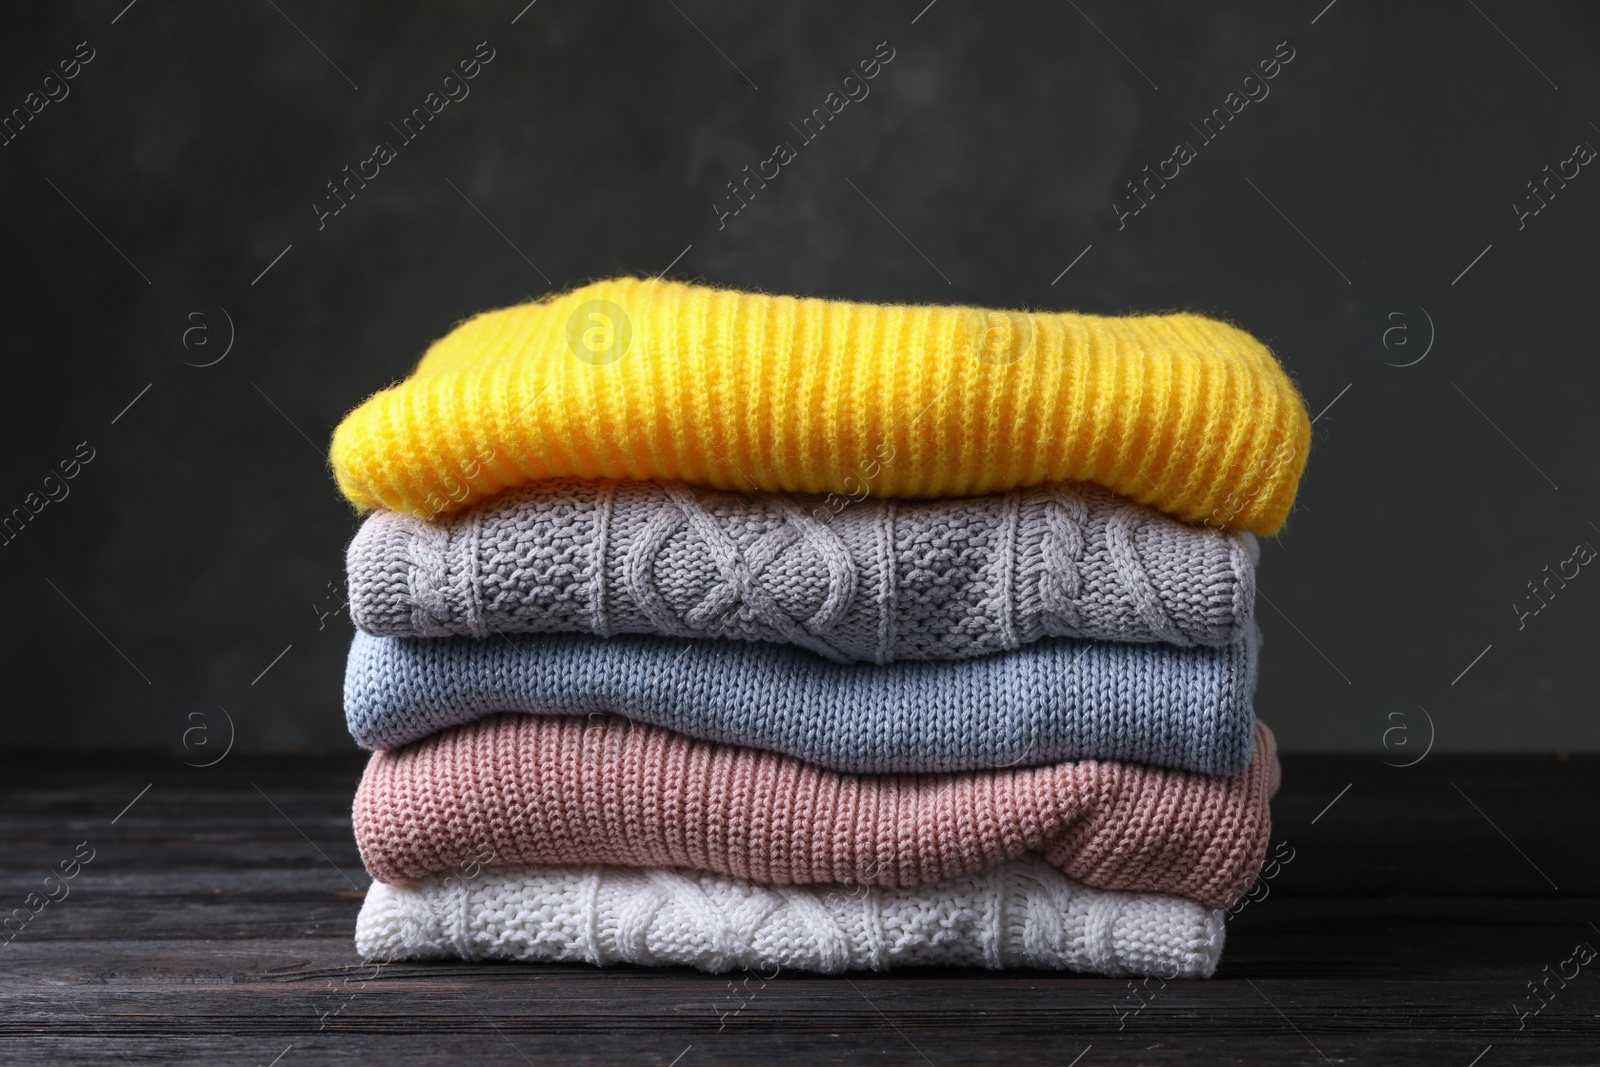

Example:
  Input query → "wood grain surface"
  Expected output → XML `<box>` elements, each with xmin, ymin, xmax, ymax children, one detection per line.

<box><xmin>2</xmin><ymin>750</ymin><xmax>1596</xmax><ymax>1065</ymax></box>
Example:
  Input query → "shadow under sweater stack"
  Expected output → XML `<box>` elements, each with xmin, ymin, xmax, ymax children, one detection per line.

<box><xmin>329</xmin><ymin>277</ymin><xmax>1311</xmax><ymax>979</ymax></box>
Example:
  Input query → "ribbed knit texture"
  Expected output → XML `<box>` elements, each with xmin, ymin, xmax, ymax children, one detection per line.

<box><xmin>353</xmin><ymin>716</ymin><xmax>1278</xmax><ymax>909</ymax></box>
<box><xmin>355</xmin><ymin>858</ymin><xmax>1226</xmax><ymax>978</ymax></box>
<box><xmin>348</xmin><ymin>478</ymin><xmax>1257</xmax><ymax>658</ymax></box>
<box><xmin>329</xmin><ymin>278</ymin><xmax>1311</xmax><ymax>533</ymax></box>
<box><xmin>345</xmin><ymin>627</ymin><xmax>1260</xmax><ymax>776</ymax></box>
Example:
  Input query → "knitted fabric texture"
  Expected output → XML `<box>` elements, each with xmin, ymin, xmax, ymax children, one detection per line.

<box><xmin>354</xmin><ymin>857</ymin><xmax>1226</xmax><ymax>978</ymax></box>
<box><xmin>347</xmin><ymin>478</ymin><xmax>1257</xmax><ymax>659</ymax></box>
<box><xmin>352</xmin><ymin>716</ymin><xmax>1279</xmax><ymax>909</ymax></box>
<box><xmin>344</xmin><ymin>625</ymin><xmax>1261</xmax><ymax>776</ymax></box>
<box><xmin>329</xmin><ymin>277</ymin><xmax>1310</xmax><ymax>534</ymax></box>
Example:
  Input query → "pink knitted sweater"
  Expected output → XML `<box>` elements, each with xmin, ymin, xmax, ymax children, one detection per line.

<box><xmin>354</xmin><ymin>715</ymin><xmax>1279</xmax><ymax>909</ymax></box>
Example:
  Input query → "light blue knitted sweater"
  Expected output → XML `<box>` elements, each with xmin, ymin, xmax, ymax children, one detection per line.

<box><xmin>345</xmin><ymin>627</ymin><xmax>1260</xmax><ymax>776</ymax></box>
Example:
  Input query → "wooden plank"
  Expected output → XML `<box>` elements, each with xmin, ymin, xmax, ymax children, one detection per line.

<box><xmin>2</xmin><ymin>751</ymin><xmax>1596</xmax><ymax>1064</ymax></box>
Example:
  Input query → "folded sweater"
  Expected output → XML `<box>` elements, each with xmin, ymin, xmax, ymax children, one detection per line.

<box><xmin>329</xmin><ymin>277</ymin><xmax>1310</xmax><ymax>534</ymax></box>
<box><xmin>355</xmin><ymin>857</ymin><xmax>1226</xmax><ymax>978</ymax></box>
<box><xmin>348</xmin><ymin>478</ymin><xmax>1257</xmax><ymax>659</ymax></box>
<box><xmin>353</xmin><ymin>716</ymin><xmax>1278</xmax><ymax>910</ymax></box>
<box><xmin>344</xmin><ymin>625</ymin><xmax>1260</xmax><ymax>776</ymax></box>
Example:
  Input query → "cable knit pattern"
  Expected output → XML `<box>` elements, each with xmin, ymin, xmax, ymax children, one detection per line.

<box><xmin>344</xmin><ymin>627</ymin><xmax>1260</xmax><ymax>775</ymax></box>
<box><xmin>352</xmin><ymin>716</ymin><xmax>1278</xmax><ymax>910</ymax></box>
<box><xmin>328</xmin><ymin>277</ymin><xmax>1311</xmax><ymax>533</ymax></box>
<box><xmin>347</xmin><ymin>479</ymin><xmax>1257</xmax><ymax>659</ymax></box>
<box><xmin>354</xmin><ymin>858</ymin><xmax>1227</xmax><ymax>978</ymax></box>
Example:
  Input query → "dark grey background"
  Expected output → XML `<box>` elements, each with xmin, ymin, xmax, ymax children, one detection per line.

<box><xmin>2</xmin><ymin>0</ymin><xmax>1595</xmax><ymax>754</ymax></box>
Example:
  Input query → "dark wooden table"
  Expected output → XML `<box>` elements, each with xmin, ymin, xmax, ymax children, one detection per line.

<box><xmin>2</xmin><ymin>749</ymin><xmax>1596</xmax><ymax>1066</ymax></box>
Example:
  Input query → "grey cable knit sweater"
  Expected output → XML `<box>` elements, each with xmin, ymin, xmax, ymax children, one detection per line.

<box><xmin>347</xmin><ymin>479</ymin><xmax>1256</xmax><ymax>663</ymax></box>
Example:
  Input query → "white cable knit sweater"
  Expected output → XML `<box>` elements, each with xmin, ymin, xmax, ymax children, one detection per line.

<box><xmin>355</xmin><ymin>857</ymin><xmax>1225</xmax><ymax>978</ymax></box>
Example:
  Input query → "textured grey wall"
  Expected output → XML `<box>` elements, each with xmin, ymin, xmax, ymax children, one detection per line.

<box><xmin>1</xmin><ymin>1</ymin><xmax>1596</xmax><ymax>754</ymax></box>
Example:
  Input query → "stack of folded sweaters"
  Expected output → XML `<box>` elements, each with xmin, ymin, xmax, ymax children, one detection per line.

<box><xmin>328</xmin><ymin>277</ymin><xmax>1310</xmax><ymax>979</ymax></box>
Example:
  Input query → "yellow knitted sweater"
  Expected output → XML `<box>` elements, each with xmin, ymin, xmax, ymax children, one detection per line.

<box><xmin>330</xmin><ymin>278</ymin><xmax>1310</xmax><ymax>533</ymax></box>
